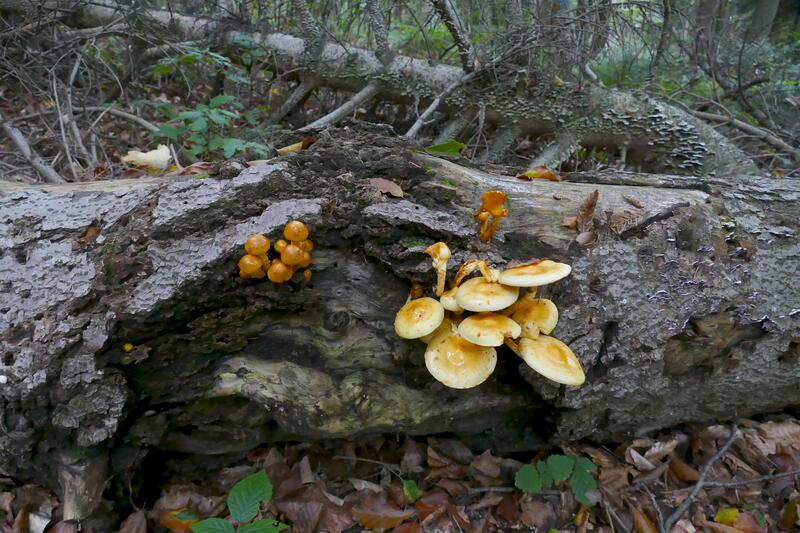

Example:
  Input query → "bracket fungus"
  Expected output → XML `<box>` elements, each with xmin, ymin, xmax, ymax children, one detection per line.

<box><xmin>394</xmin><ymin>244</ymin><xmax>583</xmax><ymax>389</ymax></box>
<box><xmin>237</xmin><ymin>220</ymin><xmax>313</xmax><ymax>283</ymax></box>
<box><xmin>475</xmin><ymin>190</ymin><xmax>508</xmax><ymax>243</ymax></box>
<box><xmin>424</xmin><ymin>242</ymin><xmax>451</xmax><ymax>296</ymax></box>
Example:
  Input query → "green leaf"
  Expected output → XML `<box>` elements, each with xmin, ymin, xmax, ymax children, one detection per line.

<box><xmin>402</xmin><ymin>480</ymin><xmax>422</xmax><ymax>503</ymax></box>
<box><xmin>425</xmin><ymin>139</ymin><xmax>466</xmax><ymax>156</ymax></box>
<box><xmin>209</xmin><ymin>137</ymin><xmax>245</xmax><ymax>158</ymax></box>
<box><xmin>178</xmin><ymin>110</ymin><xmax>204</xmax><ymax>120</ymax></box>
<box><xmin>190</xmin><ymin>518</ymin><xmax>235</xmax><ymax>533</ymax></box>
<box><xmin>546</xmin><ymin>455</ymin><xmax>576</xmax><ymax>482</ymax></box>
<box><xmin>227</xmin><ymin>470</ymin><xmax>273</xmax><ymax>523</ymax></box>
<box><xmin>569</xmin><ymin>466</ymin><xmax>598</xmax><ymax>506</ymax></box>
<box><xmin>240</xmin><ymin>519</ymin><xmax>289</xmax><ymax>533</ymax></box>
<box><xmin>151</xmin><ymin>64</ymin><xmax>175</xmax><ymax>76</ymax></box>
<box><xmin>536</xmin><ymin>460</ymin><xmax>553</xmax><ymax>488</ymax></box>
<box><xmin>575</xmin><ymin>457</ymin><xmax>598</xmax><ymax>473</ymax></box>
<box><xmin>188</xmin><ymin>117</ymin><xmax>208</xmax><ymax>132</ymax></box>
<box><xmin>208</xmin><ymin>110</ymin><xmax>230</xmax><ymax>126</ymax></box>
<box><xmin>153</xmin><ymin>124</ymin><xmax>183</xmax><ymax>141</ymax></box>
<box><xmin>209</xmin><ymin>94</ymin><xmax>236</xmax><ymax>108</ymax></box>
<box><xmin>514</xmin><ymin>464</ymin><xmax>542</xmax><ymax>494</ymax></box>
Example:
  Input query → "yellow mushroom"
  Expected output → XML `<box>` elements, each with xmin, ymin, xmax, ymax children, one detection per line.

<box><xmin>498</xmin><ymin>259</ymin><xmax>571</xmax><ymax>287</ymax></box>
<box><xmin>439</xmin><ymin>287</ymin><xmax>463</xmax><ymax>313</ymax></box>
<box><xmin>518</xmin><ymin>336</ymin><xmax>585</xmax><ymax>386</ymax></box>
<box><xmin>457</xmin><ymin>313</ymin><xmax>521</xmax><ymax>347</ymax></box>
<box><xmin>455</xmin><ymin>277</ymin><xmax>519</xmax><ymax>312</ymax></box>
<box><xmin>394</xmin><ymin>297</ymin><xmax>445</xmax><ymax>339</ymax></box>
<box><xmin>513</xmin><ymin>298</ymin><xmax>559</xmax><ymax>339</ymax></box>
<box><xmin>424</xmin><ymin>333</ymin><xmax>497</xmax><ymax>389</ymax></box>
<box><xmin>424</xmin><ymin>242</ymin><xmax>451</xmax><ymax>297</ymax></box>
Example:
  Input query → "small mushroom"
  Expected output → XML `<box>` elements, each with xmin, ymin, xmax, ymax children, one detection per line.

<box><xmin>281</xmin><ymin>243</ymin><xmax>304</xmax><ymax>266</ymax></box>
<box><xmin>244</xmin><ymin>234</ymin><xmax>270</xmax><ymax>256</ymax></box>
<box><xmin>394</xmin><ymin>297</ymin><xmax>445</xmax><ymax>339</ymax></box>
<box><xmin>424</xmin><ymin>333</ymin><xmax>497</xmax><ymax>389</ymax></box>
<box><xmin>498</xmin><ymin>259</ymin><xmax>571</xmax><ymax>287</ymax></box>
<box><xmin>518</xmin><ymin>336</ymin><xmax>585</xmax><ymax>386</ymax></box>
<box><xmin>284</xmin><ymin>220</ymin><xmax>309</xmax><ymax>241</ymax></box>
<box><xmin>450</xmin><ymin>259</ymin><xmax>498</xmax><ymax>288</ymax></box>
<box><xmin>239</xmin><ymin>254</ymin><xmax>265</xmax><ymax>278</ymax></box>
<box><xmin>267</xmin><ymin>259</ymin><xmax>293</xmax><ymax>283</ymax></box>
<box><xmin>513</xmin><ymin>298</ymin><xmax>559</xmax><ymax>339</ymax></box>
<box><xmin>424</xmin><ymin>242</ymin><xmax>451</xmax><ymax>296</ymax></box>
<box><xmin>455</xmin><ymin>277</ymin><xmax>519</xmax><ymax>312</ymax></box>
<box><xmin>474</xmin><ymin>191</ymin><xmax>508</xmax><ymax>242</ymax></box>
<box><xmin>440</xmin><ymin>287</ymin><xmax>463</xmax><ymax>313</ymax></box>
<box><xmin>420</xmin><ymin>317</ymin><xmax>456</xmax><ymax>344</ymax></box>
<box><xmin>458</xmin><ymin>313</ymin><xmax>521</xmax><ymax>347</ymax></box>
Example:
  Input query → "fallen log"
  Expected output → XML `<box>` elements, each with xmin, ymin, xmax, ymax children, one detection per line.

<box><xmin>0</xmin><ymin>128</ymin><xmax>797</xmax><ymax>519</ymax></box>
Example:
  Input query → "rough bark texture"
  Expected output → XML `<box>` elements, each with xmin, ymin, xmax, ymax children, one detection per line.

<box><xmin>1</xmin><ymin>128</ymin><xmax>797</xmax><ymax>517</ymax></box>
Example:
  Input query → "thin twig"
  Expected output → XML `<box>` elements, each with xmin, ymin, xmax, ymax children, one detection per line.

<box><xmin>0</xmin><ymin>109</ymin><xmax>65</xmax><ymax>183</ymax></box>
<box><xmin>661</xmin><ymin>425</ymin><xmax>739</xmax><ymax>533</ymax></box>
<box><xmin>298</xmin><ymin>82</ymin><xmax>381</xmax><ymax>132</ymax></box>
<box><xmin>14</xmin><ymin>106</ymin><xmax>159</xmax><ymax>132</ymax></box>
<box><xmin>698</xmin><ymin>467</ymin><xmax>800</xmax><ymax>489</ymax></box>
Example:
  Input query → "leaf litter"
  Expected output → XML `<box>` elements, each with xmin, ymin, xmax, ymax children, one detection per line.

<box><xmin>1</xmin><ymin>418</ymin><xmax>799</xmax><ymax>532</ymax></box>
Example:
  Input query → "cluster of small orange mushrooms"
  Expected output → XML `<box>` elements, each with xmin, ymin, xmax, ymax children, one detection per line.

<box><xmin>394</xmin><ymin>242</ymin><xmax>585</xmax><ymax>389</ymax></box>
<box><xmin>238</xmin><ymin>220</ymin><xmax>313</xmax><ymax>283</ymax></box>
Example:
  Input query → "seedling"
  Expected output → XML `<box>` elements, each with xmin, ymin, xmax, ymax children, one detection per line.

<box><xmin>515</xmin><ymin>454</ymin><xmax>598</xmax><ymax>506</ymax></box>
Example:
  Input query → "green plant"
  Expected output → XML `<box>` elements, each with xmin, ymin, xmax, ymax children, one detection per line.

<box><xmin>515</xmin><ymin>454</ymin><xmax>598</xmax><ymax>506</ymax></box>
<box><xmin>151</xmin><ymin>94</ymin><xmax>269</xmax><ymax>159</ymax></box>
<box><xmin>191</xmin><ymin>471</ymin><xmax>287</xmax><ymax>533</ymax></box>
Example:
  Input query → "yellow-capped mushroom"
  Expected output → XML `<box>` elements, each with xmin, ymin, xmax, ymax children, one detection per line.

<box><xmin>513</xmin><ymin>298</ymin><xmax>559</xmax><ymax>338</ymax></box>
<box><xmin>425</xmin><ymin>333</ymin><xmax>497</xmax><ymax>389</ymax></box>
<box><xmin>457</xmin><ymin>313</ymin><xmax>521</xmax><ymax>347</ymax></box>
<box><xmin>455</xmin><ymin>277</ymin><xmax>519</xmax><ymax>312</ymax></box>
<box><xmin>394</xmin><ymin>297</ymin><xmax>445</xmax><ymax>339</ymax></box>
<box><xmin>518</xmin><ymin>336</ymin><xmax>585</xmax><ymax>386</ymax></box>
<box><xmin>420</xmin><ymin>317</ymin><xmax>456</xmax><ymax>344</ymax></box>
<box><xmin>440</xmin><ymin>287</ymin><xmax>463</xmax><ymax>313</ymax></box>
<box><xmin>498</xmin><ymin>259</ymin><xmax>571</xmax><ymax>287</ymax></box>
<box><xmin>425</xmin><ymin>242</ymin><xmax>451</xmax><ymax>297</ymax></box>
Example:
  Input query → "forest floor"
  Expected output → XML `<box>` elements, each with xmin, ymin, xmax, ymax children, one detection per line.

<box><xmin>2</xmin><ymin>415</ymin><xmax>799</xmax><ymax>533</ymax></box>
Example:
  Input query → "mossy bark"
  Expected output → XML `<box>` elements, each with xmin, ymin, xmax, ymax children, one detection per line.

<box><xmin>0</xmin><ymin>129</ymin><xmax>797</xmax><ymax>520</ymax></box>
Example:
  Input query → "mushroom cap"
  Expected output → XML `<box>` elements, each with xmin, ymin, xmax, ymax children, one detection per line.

<box><xmin>455</xmin><ymin>277</ymin><xmax>519</xmax><ymax>312</ymax></box>
<box><xmin>420</xmin><ymin>317</ymin><xmax>456</xmax><ymax>344</ymax></box>
<box><xmin>394</xmin><ymin>297</ymin><xmax>445</xmax><ymax>339</ymax></box>
<box><xmin>281</xmin><ymin>244</ymin><xmax>304</xmax><ymax>265</ymax></box>
<box><xmin>498</xmin><ymin>260</ymin><xmax>571</xmax><ymax>287</ymax></box>
<box><xmin>458</xmin><ymin>313</ymin><xmax>521</xmax><ymax>347</ymax></box>
<box><xmin>478</xmin><ymin>191</ymin><xmax>508</xmax><ymax>218</ymax></box>
<box><xmin>425</xmin><ymin>333</ymin><xmax>497</xmax><ymax>389</ymax></box>
<box><xmin>513</xmin><ymin>298</ymin><xmax>559</xmax><ymax>335</ymax></box>
<box><xmin>267</xmin><ymin>260</ymin><xmax>293</xmax><ymax>283</ymax></box>
<box><xmin>519</xmin><ymin>336</ymin><xmax>585</xmax><ymax>386</ymax></box>
<box><xmin>425</xmin><ymin>242</ymin><xmax>451</xmax><ymax>263</ymax></box>
<box><xmin>238</xmin><ymin>254</ymin><xmax>264</xmax><ymax>276</ymax></box>
<box><xmin>244</xmin><ymin>234</ymin><xmax>270</xmax><ymax>256</ymax></box>
<box><xmin>284</xmin><ymin>220</ymin><xmax>309</xmax><ymax>241</ymax></box>
<box><xmin>440</xmin><ymin>287</ymin><xmax>463</xmax><ymax>313</ymax></box>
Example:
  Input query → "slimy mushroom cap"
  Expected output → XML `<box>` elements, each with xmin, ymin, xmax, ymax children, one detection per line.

<box><xmin>440</xmin><ymin>287</ymin><xmax>463</xmax><ymax>313</ymax></box>
<box><xmin>424</xmin><ymin>333</ymin><xmax>497</xmax><ymax>389</ymax></box>
<box><xmin>519</xmin><ymin>336</ymin><xmax>585</xmax><ymax>386</ymax></box>
<box><xmin>457</xmin><ymin>313</ymin><xmax>521</xmax><ymax>347</ymax></box>
<box><xmin>498</xmin><ymin>259</ymin><xmax>571</xmax><ymax>287</ymax></box>
<box><xmin>238</xmin><ymin>254</ymin><xmax>264</xmax><ymax>277</ymax></box>
<box><xmin>284</xmin><ymin>220</ymin><xmax>309</xmax><ymax>241</ymax></box>
<box><xmin>455</xmin><ymin>277</ymin><xmax>519</xmax><ymax>312</ymax></box>
<box><xmin>244</xmin><ymin>234</ymin><xmax>270</xmax><ymax>256</ymax></box>
<box><xmin>420</xmin><ymin>317</ymin><xmax>456</xmax><ymax>344</ymax></box>
<box><xmin>267</xmin><ymin>260</ymin><xmax>293</xmax><ymax>283</ymax></box>
<box><xmin>513</xmin><ymin>298</ymin><xmax>559</xmax><ymax>336</ymax></box>
<box><xmin>394</xmin><ymin>297</ymin><xmax>445</xmax><ymax>339</ymax></box>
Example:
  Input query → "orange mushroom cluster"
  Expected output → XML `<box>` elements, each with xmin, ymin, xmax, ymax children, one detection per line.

<box><xmin>395</xmin><ymin>242</ymin><xmax>584</xmax><ymax>389</ymax></box>
<box><xmin>237</xmin><ymin>220</ymin><xmax>313</xmax><ymax>283</ymax></box>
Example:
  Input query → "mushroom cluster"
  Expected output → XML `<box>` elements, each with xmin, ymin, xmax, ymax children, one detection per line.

<box><xmin>394</xmin><ymin>243</ymin><xmax>584</xmax><ymax>389</ymax></box>
<box><xmin>237</xmin><ymin>220</ymin><xmax>313</xmax><ymax>283</ymax></box>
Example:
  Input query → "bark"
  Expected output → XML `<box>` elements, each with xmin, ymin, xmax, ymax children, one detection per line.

<box><xmin>0</xmin><ymin>0</ymin><xmax>758</xmax><ymax>176</ymax></box>
<box><xmin>0</xmin><ymin>128</ymin><xmax>798</xmax><ymax>519</ymax></box>
<box><xmin>744</xmin><ymin>0</ymin><xmax>780</xmax><ymax>43</ymax></box>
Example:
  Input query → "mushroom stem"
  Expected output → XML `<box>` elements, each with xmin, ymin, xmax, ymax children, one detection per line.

<box><xmin>504</xmin><ymin>337</ymin><xmax>522</xmax><ymax>357</ymax></box>
<box><xmin>451</xmin><ymin>259</ymin><xmax>495</xmax><ymax>288</ymax></box>
<box><xmin>425</xmin><ymin>242</ymin><xmax>451</xmax><ymax>297</ymax></box>
<box><xmin>435</xmin><ymin>265</ymin><xmax>446</xmax><ymax>296</ymax></box>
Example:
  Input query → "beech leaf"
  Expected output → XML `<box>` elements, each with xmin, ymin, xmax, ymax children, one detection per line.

<box><xmin>368</xmin><ymin>177</ymin><xmax>404</xmax><ymax>198</ymax></box>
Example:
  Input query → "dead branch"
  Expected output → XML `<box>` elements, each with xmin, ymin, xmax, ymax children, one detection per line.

<box><xmin>268</xmin><ymin>77</ymin><xmax>319</xmax><ymax>124</ymax></box>
<box><xmin>13</xmin><ymin>106</ymin><xmax>159</xmax><ymax>133</ymax></box>
<box><xmin>430</xmin><ymin>0</ymin><xmax>474</xmax><ymax>72</ymax></box>
<box><xmin>661</xmin><ymin>425</ymin><xmax>740</xmax><ymax>533</ymax></box>
<box><xmin>0</xmin><ymin>109</ymin><xmax>65</xmax><ymax>183</ymax></box>
<box><xmin>690</xmin><ymin>109</ymin><xmax>800</xmax><ymax>159</ymax></box>
<box><xmin>366</xmin><ymin>0</ymin><xmax>391</xmax><ymax>66</ymax></box>
<box><xmin>298</xmin><ymin>83</ymin><xmax>381</xmax><ymax>132</ymax></box>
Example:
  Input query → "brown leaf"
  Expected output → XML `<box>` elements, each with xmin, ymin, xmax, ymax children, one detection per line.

<box><xmin>296</xmin><ymin>456</ymin><xmax>315</xmax><ymax>485</ymax></box>
<box><xmin>392</xmin><ymin>521</ymin><xmax>423</xmax><ymax>533</ymax></box>
<box><xmin>436</xmin><ymin>480</ymin><xmax>470</xmax><ymax>498</ymax></box>
<box><xmin>352</xmin><ymin>492</ymin><xmax>414</xmax><ymax>532</ymax></box>
<box><xmin>165</xmin><ymin>161</ymin><xmax>213</xmax><ymax>177</ymax></box>
<box><xmin>767</xmin><ymin>452</ymin><xmax>799</xmax><ymax>494</ymax></box>
<box><xmin>561</xmin><ymin>216</ymin><xmax>577</xmax><ymax>229</ymax></box>
<box><xmin>276</xmin><ymin>500</ymin><xmax>323</xmax><ymax>533</ymax></box>
<box><xmin>470</xmin><ymin>450</ymin><xmax>501</xmax><ymax>479</ymax></box>
<box><xmin>446</xmin><ymin>504</ymin><xmax>469</xmax><ymax>529</ymax></box>
<box><xmin>576</xmin><ymin>190</ymin><xmax>598</xmax><ymax>233</ymax></box>
<box><xmin>779</xmin><ymin>499</ymin><xmax>798</xmax><ymax>531</ymax></box>
<box><xmin>47</xmin><ymin>522</ymin><xmax>79</xmax><ymax>533</ymax></box>
<box><xmin>0</xmin><ymin>493</ymin><xmax>12</xmax><ymax>514</ymax></box>
<box><xmin>519</xmin><ymin>498</ymin><xmax>555</xmax><ymax>530</ymax></box>
<box><xmin>400</xmin><ymin>438</ymin><xmax>425</xmax><ymax>476</ymax></box>
<box><xmin>623</xmin><ymin>195</ymin><xmax>643</xmax><ymax>208</ymax></box>
<box><xmin>116</xmin><ymin>511</ymin><xmax>147</xmax><ymax>533</ymax></box>
<box><xmin>79</xmin><ymin>226</ymin><xmax>99</xmax><ymax>244</ymax></box>
<box><xmin>12</xmin><ymin>506</ymin><xmax>28</xmax><ymax>533</ymax></box>
<box><xmin>575</xmin><ymin>231</ymin><xmax>596</xmax><ymax>245</ymax></box>
<box><xmin>276</xmin><ymin>136</ymin><xmax>317</xmax><ymax>157</ymax></box>
<box><xmin>414</xmin><ymin>490</ymin><xmax>449</xmax><ymax>521</ymax></box>
<box><xmin>608</xmin><ymin>209</ymin><xmax>645</xmax><ymax>235</ymax></box>
<box><xmin>429</xmin><ymin>438</ymin><xmax>474</xmax><ymax>465</ymax></box>
<box><xmin>467</xmin><ymin>492</ymin><xmax>504</xmax><ymax>511</ymax></box>
<box><xmin>496</xmin><ymin>493</ymin><xmax>519</xmax><ymax>524</ymax></box>
<box><xmin>668</xmin><ymin>457</ymin><xmax>700</xmax><ymax>483</ymax></box>
<box><xmin>368</xmin><ymin>178</ymin><xmax>404</xmax><ymax>198</ymax></box>
<box><xmin>629</xmin><ymin>505</ymin><xmax>658</xmax><ymax>533</ymax></box>
<box><xmin>732</xmin><ymin>512</ymin><xmax>767</xmax><ymax>533</ymax></box>
<box><xmin>516</xmin><ymin>167</ymin><xmax>560</xmax><ymax>182</ymax></box>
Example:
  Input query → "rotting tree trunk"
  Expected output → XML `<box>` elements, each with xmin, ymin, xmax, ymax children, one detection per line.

<box><xmin>1</xmin><ymin>129</ymin><xmax>799</xmax><ymax>519</ymax></box>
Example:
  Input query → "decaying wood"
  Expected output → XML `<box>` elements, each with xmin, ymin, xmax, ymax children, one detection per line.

<box><xmin>0</xmin><ymin>129</ymin><xmax>797</xmax><ymax>519</ymax></box>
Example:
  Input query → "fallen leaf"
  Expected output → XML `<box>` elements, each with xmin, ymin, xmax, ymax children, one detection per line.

<box><xmin>425</xmin><ymin>139</ymin><xmax>466</xmax><ymax>157</ymax></box>
<box><xmin>368</xmin><ymin>178</ymin><xmax>404</xmax><ymax>198</ymax></box>
<box><xmin>414</xmin><ymin>490</ymin><xmax>449</xmax><ymax>521</ymax></box>
<box><xmin>436</xmin><ymin>479</ymin><xmax>470</xmax><ymax>497</ymax></box>
<box><xmin>626</xmin><ymin>448</ymin><xmax>657</xmax><ymax>471</ymax></box>
<box><xmin>779</xmin><ymin>499</ymin><xmax>798</xmax><ymax>531</ymax></box>
<box><xmin>392</xmin><ymin>521</ymin><xmax>423</xmax><ymax>533</ymax></box>
<box><xmin>623</xmin><ymin>195</ymin><xmax>643</xmax><ymax>208</ymax></box>
<box><xmin>116</xmin><ymin>511</ymin><xmax>147</xmax><ymax>533</ymax></box>
<box><xmin>576</xmin><ymin>190</ymin><xmax>598</xmax><ymax>233</ymax></box>
<box><xmin>562</xmin><ymin>216</ymin><xmax>577</xmax><ymax>229</ymax></box>
<box><xmin>165</xmin><ymin>161</ymin><xmax>213</xmax><ymax>177</ymax></box>
<box><xmin>121</xmin><ymin>168</ymin><xmax>148</xmax><ymax>179</ymax></box>
<box><xmin>629</xmin><ymin>504</ymin><xmax>657</xmax><ymax>533</ymax></box>
<box><xmin>0</xmin><ymin>493</ymin><xmax>12</xmax><ymax>514</ymax></box>
<box><xmin>669</xmin><ymin>456</ymin><xmax>700</xmax><ymax>482</ymax></box>
<box><xmin>471</xmin><ymin>450</ymin><xmax>501</xmax><ymax>479</ymax></box>
<box><xmin>715</xmin><ymin>508</ymin><xmax>740</xmax><ymax>526</ymax></box>
<box><xmin>496</xmin><ymin>493</ymin><xmax>519</xmax><ymax>524</ymax></box>
<box><xmin>516</xmin><ymin>167</ymin><xmax>560</xmax><ymax>182</ymax></box>
<box><xmin>429</xmin><ymin>438</ymin><xmax>474</xmax><ymax>465</ymax></box>
<box><xmin>275</xmin><ymin>500</ymin><xmax>323</xmax><ymax>533</ymax></box>
<box><xmin>276</xmin><ymin>141</ymin><xmax>303</xmax><ymax>156</ymax></box>
<box><xmin>352</xmin><ymin>492</ymin><xmax>413</xmax><ymax>532</ymax></box>
<box><xmin>157</xmin><ymin>508</ymin><xmax>200</xmax><ymax>532</ymax></box>
<box><xmin>519</xmin><ymin>498</ymin><xmax>555</xmax><ymax>529</ymax></box>
<box><xmin>79</xmin><ymin>226</ymin><xmax>99</xmax><ymax>244</ymax></box>
<box><xmin>608</xmin><ymin>209</ymin><xmax>645</xmax><ymax>235</ymax></box>
<box><xmin>47</xmin><ymin>522</ymin><xmax>79</xmax><ymax>533</ymax></box>
<box><xmin>350</xmin><ymin>478</ymin><xmax>383</xmax><ymax>493</ymax></box>
<box><xmin>11</xmin><ymin>506</ymin><xmax>28</xmax><ymax>533</ymax></box>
